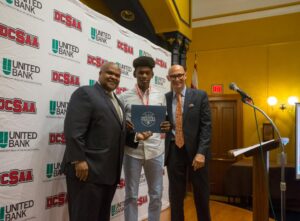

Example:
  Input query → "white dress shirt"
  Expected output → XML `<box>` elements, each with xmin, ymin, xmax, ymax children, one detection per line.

<box><xmin>118</xmin><ymin>86</ymin><xmax>166</xmax><ymax>160</ymax></box>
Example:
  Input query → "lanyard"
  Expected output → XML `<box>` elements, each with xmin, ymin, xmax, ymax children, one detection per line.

<box><xmin>135</xmin><ymin>84</ymin><xmax>150</xmax><ymax>106</ymax></box>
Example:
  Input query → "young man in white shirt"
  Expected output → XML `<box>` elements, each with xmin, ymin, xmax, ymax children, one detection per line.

<box><xmin>119</xmin><ymin>56</ymin><xmax>170</xmax><ymax>221</ymax></box>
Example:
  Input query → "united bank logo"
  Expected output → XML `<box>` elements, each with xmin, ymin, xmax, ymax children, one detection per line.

<box><xmin>0</xmin><ymin>200</ymin><xmax>35</xmax><ymax>220</ymax></box>
<box><xmin>87</xmin><ymin>54</ymin><xmax>107</xmax><ymax>68</ymax></box>
<box><xmin>139</xmin><ymin>49</ymin><xmax>152</xmax><ymax>57</ymax></box>
<box><xmin>49</xmin><ymin>132</ymin><xmax>65</xmax><ymax>145</ymax></box>
<box><xmin>2</xmin><ymin>0</ymin><xmax>43</xmax><ymax>19</ymax></box>
<box><xmin>116</xmin><ymin>62</ymin><xmax>132</xmax><ymax>77</ymax></box>
<box><xmin>0</xmin><ymin>169</ymin><xmax>33</xmax><ymax>186</ymax></box>
<box><xmin>111</xmin><ymin>201</ymin><xmax>124</xmax><ymax>217</ymax></box>
<box><xmin>46</xmin><ymin>192</ymin><xmax>67</xmax><ymax>209</ymax></box>
<box><xmin>0</xmin><ymin>23</ymin><xmax>39</xmax><ymax>49</ymax></box>
<box><xmin>0</xmin><ymin>131</ymin><xmax>38</xmax><ymax>151</ymax></box>
<box><xmin>49</xmin><ymin>100</ymin><xmax>68</xmax><ymax>117</ymax></box>
<box><xmin>53</xmin><ymin>10</ymin><xmax>82</xmax><ymax>31</ymax></box>
<box><xmin>51</xmin><ymin>39</ymin><xmax>80</xmax><ymax>62</ymax></box>
<box><xmin>51</xmin><ymin>70</ymin><xmax>80</xmax><ymax>87</ymax></box>
<box><xmin>0</xmin><ymin>97</ymin><xmax>37</xmax><ymax>114</ymax></box>
<box><xmin>90</xmin><ymin>27</ymin><xmax>111</xmax><ymax>46</ymax></box>
<box><xmin>89</xmin><ymin>79</ymin><xmax>96</xmax><ymax>86</ymax></box>
<box><xmin>45</xmin><ymin>163</ymin><xmax>63</xmax><ymax>180</ymax></box>
<box><xmin>117</xmin><ymin>40</ymin><xmax>133</xmax><ymax>55</ymax></box>
<box><xmin>1</xmin><ymin>57</ymin><xmax>41</xmax><ymax>84</ymax></box>
<box><xmin>154</xmin><ymin>76</ymin><xmax>166</xmax><ymax>86</ymax></box>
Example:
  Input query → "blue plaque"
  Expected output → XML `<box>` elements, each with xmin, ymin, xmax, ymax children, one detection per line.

<box><xmin>131</xmin><ymin>105</ymin><xmax>167</xmax><ymax>132</ymax></box>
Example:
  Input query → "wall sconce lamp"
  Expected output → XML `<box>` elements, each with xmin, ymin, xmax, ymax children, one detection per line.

<box><xmin>267</xmin><ymin>96</ymin><xmax>299</xmax><ymax>111</ymax></box>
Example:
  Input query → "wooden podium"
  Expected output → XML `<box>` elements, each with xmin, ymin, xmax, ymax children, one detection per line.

<box><xmin>228</xmin><ymin>139</ymin><xmax>283</xmax><ymax>221</ymax></box>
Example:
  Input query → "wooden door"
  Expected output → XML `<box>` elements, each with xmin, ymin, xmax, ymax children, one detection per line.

<box><xmin>209</xmin><ymin>94</ymin><xmax>243</xmax><ymax>195</ymax></box>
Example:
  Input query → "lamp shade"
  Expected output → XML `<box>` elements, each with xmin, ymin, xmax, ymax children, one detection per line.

<box><xmin>288</xmin><ymin>96</ymin><xmax>298</xmax><ymax>105</ymax></box>
<box><xmin>267</xmin><ymin>96</ymin><xmax>277</xmax><ymax>106</ymax></box>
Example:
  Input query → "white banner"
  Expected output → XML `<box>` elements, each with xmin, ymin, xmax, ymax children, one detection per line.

<box><xmin>0</xmin><ymin>0</ymin><xmax>171</xmax><ymax>220</ymax></box>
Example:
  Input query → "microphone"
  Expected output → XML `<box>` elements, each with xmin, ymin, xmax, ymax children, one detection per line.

<box><xmin>229</xmin><ymin>82</ymin><xmax>252</xmax><ymax>100</ymax></box>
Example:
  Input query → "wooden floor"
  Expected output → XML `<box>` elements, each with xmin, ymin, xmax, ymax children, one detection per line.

<box><xmin>144</xmin><ymin>195</ymin><xmax>274</xmax><ymax>221</ymax></box>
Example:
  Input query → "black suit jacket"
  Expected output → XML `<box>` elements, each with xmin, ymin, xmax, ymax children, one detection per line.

<box><xmin>61</xmin><ymin>83</ymin><xmax>126</xmax><ymax>185</ymax></box>
<box><xmin>165</xmin><ymin>88</ymin><xmax>211</xmax><ymax>164</ymax></box>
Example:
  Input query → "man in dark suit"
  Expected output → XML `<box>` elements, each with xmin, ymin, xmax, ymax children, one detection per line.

<box><xmin>61</xmin><ymin>62</ymin><xmax>125</xmax><ymax>221</ymax></box>
<box><xmin>165</xmin><ymin>64</ymin><xmax>212</xmax><ymax>221</ymax></box>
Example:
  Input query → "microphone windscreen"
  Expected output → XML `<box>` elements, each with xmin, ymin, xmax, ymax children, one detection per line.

<box><xmin>229</xmin><ymin>82</ymin><xmax>236</xmax><ymax>90</ymax></box>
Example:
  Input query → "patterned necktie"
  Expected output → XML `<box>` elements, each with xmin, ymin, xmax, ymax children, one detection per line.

<box><xmin>109</xmin><ymin>92</ymin><xmax>122</xmax><ymax>122</ymax></box>
<box><xmin>175</xmin><ymin>93</ymin><xmax>184</xmax><ymax>148</ymax></box>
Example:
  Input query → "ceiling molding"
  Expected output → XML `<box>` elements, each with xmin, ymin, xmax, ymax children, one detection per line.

<box><xmin>192</xmin><ymin>3</ymin><xmax>300</xmax><ymax>27</ymax></box>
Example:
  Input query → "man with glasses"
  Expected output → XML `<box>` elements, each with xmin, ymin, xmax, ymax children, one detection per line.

<box><xmin>165</xmin><ymin>64</ymin><xmax>212</xmax><ymax>221</ymax></box>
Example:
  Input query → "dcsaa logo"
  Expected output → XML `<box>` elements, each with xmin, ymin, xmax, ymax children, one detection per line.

<box><xmin>115</xmin><ymin>87</ymin><xmax>128</xmax><ymax>95</ymax></box>
<box><xmin>46</xmin><ymin>192</ymin><xmax>67</xmax><ymax>209</ymax></box>
<box><xmin>117</xmin><ymin>40</ymin><xmax>133</xmax><ymax>54</ymax></box>
<box><xmin>0</xmin><ymin>97</ymin><xmax>37</xmax><ymax>114</ymax></box>
<box><xmin>0</xmin><ymin>23</ymin><xmax>39</xmax><ymax>48</ymax></box>
<box><xmin>155</xmin><ymin>58</ymin><xmax>167</xmax><ymax>68</ymax></box>
<box><xmin>0</xmin><ymin>169</ymin><xmax>33</xmax><ymax>186</ymax></box>
<box><xmin>49</xmin><ymin>133</ymin><xmax>65</xmax><ymax>145</ymax></box>
<box><xmin>51</xmin><ymin>70</ymin><xmax>80</xmax><ymax>87</ymax></box>
<box><xmin>87</xmin><ymin>54</ymin><xmax>107</xmax><ymax>68</ymax></box>
<box><xmin>54</xmin><ymin>10</ymin><xmax>82</xmax><ymax>31</ymax></box>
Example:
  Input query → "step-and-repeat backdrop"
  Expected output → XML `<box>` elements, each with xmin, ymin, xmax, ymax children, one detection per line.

<box><xmin>0</xmin><ymin>0</ymin><xmax>171</xmax><ymax>220</ymax></box>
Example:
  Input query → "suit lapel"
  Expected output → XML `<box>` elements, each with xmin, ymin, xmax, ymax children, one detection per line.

<box><xmin>94</xmin><ymin>84</ymin><xmax>122</xmax><ymax>126</ymax></box>
<box><xmin>166</xmin><ymin>92</ymin><xmax>174</xmax><ymax>124</ymax></box>
<box><xmin>115</xmin><ymin>95</ymin><xmax>126</xmax><ymax>128</ymax></box>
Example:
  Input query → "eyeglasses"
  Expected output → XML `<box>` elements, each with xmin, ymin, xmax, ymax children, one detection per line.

<box><xmin>169</xmin><ymin>73</ymin><xmax>185</xmax><ymax>80</ymax></box>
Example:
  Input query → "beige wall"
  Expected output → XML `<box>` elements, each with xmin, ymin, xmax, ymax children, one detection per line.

<box><xmin>187</xmin><ymin>12</ymin><xmax>300</xmax><ymax>163</ymax></box>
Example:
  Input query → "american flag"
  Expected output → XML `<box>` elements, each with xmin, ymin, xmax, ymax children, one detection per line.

<box><xmin>191</xmin><ymin>53</ymin><xmax>198</xmax><ymax>89</ymax></box>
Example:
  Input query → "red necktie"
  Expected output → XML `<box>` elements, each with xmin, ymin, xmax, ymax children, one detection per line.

<box><xmin>175</xmin><ymin>93</ymin><xmax>184</xmax><ymax>148</ymax></box>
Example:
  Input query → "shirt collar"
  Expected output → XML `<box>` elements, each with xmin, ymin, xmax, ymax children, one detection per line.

<box><xmin>172</xmin><ymin>86</ymin><xmax>186</xmax><ymax>99</ymax></box>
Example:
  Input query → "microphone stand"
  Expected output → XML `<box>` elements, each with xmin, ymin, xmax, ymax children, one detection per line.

<box><xmin>241</xmin><ymin>97</ymin><xmax>287</xmax><ymax>221</ymax></box>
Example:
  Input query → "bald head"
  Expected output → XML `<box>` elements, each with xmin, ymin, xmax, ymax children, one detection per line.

<box><xmin>168</xmin><ymin>64</ymin><xmax>185</xmax><ymax>75</ymax></box>
<box><xmin>98</xmin><ymin>62</ymin><xmax>121</xmax><ymax>92</ymax></box>
<box><xmin>100</xmin><ymin>62</ymin><xmax>120</xmax><ymax>74</ymax></box>
<box><xmin>167</xmin><ymin>64</ymin><xmax>187</xmax><ymax>93</ymax></box>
